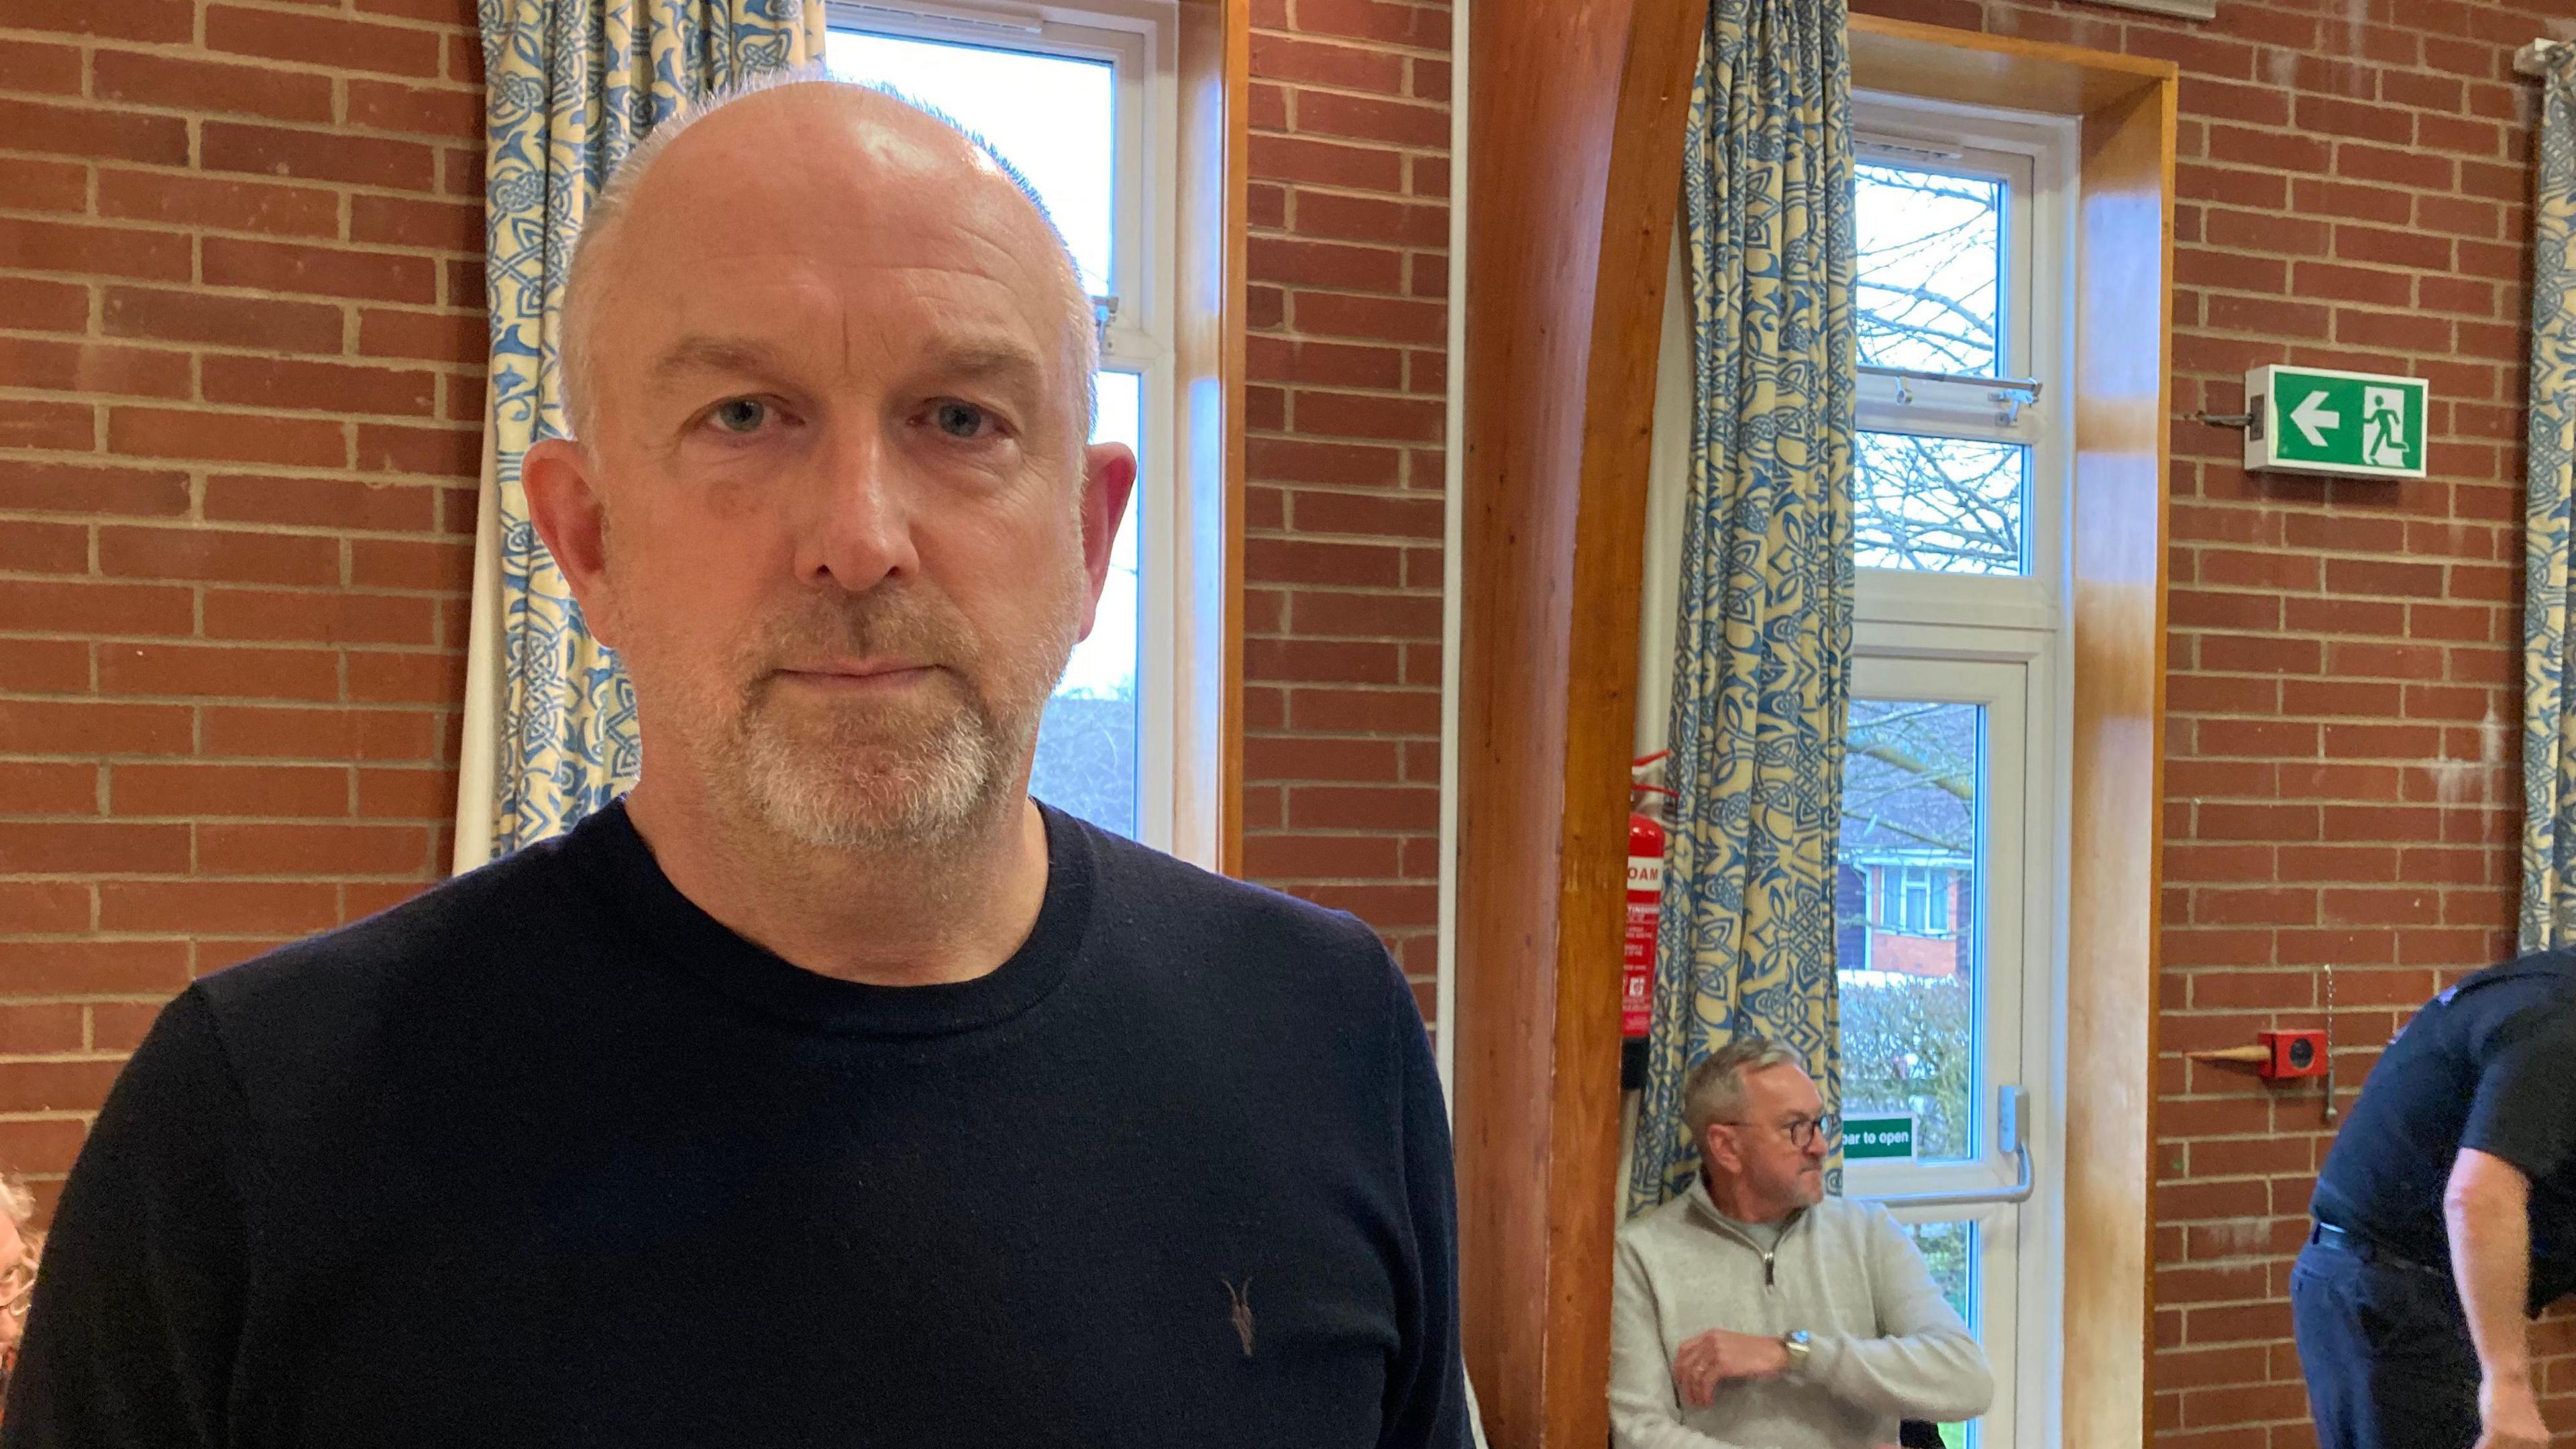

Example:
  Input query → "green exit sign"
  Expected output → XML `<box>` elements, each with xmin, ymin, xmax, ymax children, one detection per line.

<box><xmin>1843</xmin><ymin>1114</ymin><xmax>1916</xmax><ymax>1161</ymax></box>
<box><xmin>2245</xmin><ymin>364</ymin><xmax>2428</xmax><ymax>479</ymax></box>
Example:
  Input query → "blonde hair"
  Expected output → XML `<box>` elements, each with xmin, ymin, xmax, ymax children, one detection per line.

<box><xmin>0</xmin><ymin>1175</ymin><xmax>29</xmax><ymax>1232</ymax></box>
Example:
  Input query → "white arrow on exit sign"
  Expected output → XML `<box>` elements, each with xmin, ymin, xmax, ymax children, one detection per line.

<box><xmin>2287</xmin><ymin>391</ymin><xmax>2339</xmax><ymax>449</ymax></box>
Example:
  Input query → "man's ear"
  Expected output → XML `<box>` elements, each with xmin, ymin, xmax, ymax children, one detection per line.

<box><xmin>521</xmin><ymin>436</ymin><xmax>621</xmax><ymax>648</ymax></box>
<box><xmin>1070</xmin><ymin>440</ymin><xmax>1138</xmax><ymax>640</ymax></box>
<box><xmin>1699</xmin><ymin>1124</ymin><xmax>1739</xmax><ymax>1177</ymax></box>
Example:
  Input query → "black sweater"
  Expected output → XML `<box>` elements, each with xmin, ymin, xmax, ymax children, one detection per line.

<box><xmin>4</xmin><ymin>802</ymin><xmax>1467</xmax><ymax>1448</ymax></box>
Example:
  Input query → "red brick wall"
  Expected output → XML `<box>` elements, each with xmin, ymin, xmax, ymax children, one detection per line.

<box><xmin>0</xmin><ymin>0</ymin><xmax>485</xmax><ymax>1217</ymax></box>
<box><xmin>1844</xmin><ymin>1</ymin><xmax>2570</xmax><ymax>1442</ymax></box>
<box><xmin>1237</xmin><ymin>0</ymin><xmax>1451</xmax><ymax>1024</ymax></box>
<box><xmin>0</xmin><ymin>0</ymin><xmax>1453</xmax><ymax>1216</ymax></box>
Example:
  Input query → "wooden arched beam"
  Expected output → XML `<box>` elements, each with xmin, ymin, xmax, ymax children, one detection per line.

<box><xmin>1450</xmin><ymin>0</ymin><xmax>1710</xmax><ymax>1438</ymax></box>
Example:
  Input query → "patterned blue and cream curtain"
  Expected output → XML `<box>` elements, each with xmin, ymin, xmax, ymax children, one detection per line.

<box><xmin>1625</xmin><ymin>0</ymin><xmax>1856</xmax><ymax>1216</ymax></box>
<box><xmin>2524</xmin><ymin>45</ymin><xmax>2576</xmax><ymax>949</ymax></box>
<box><xmin>454</xmin><ymin>1</ymin><xmax>826</xmax><ymax>867</ymax></box>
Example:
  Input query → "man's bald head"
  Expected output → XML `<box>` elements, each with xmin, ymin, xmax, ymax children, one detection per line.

<box><xmin>557</xmin><ymin>74</ymin><xmax>1096</xmax><ymax>449</ymax></box>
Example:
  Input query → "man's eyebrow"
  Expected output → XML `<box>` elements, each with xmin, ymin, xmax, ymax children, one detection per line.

<box><xmin>925</xmin><ymin>342</ymin><xmax>1048</xmax><ymax>392</ymax></box>
<box><xmin>647</xmin><ymin>336</ymin><xmax>793</xmax><ymax>386</ymax></box>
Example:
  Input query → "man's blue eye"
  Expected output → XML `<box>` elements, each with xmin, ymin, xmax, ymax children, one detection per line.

<box><xmin>712</xmin><ymin>398</ymin><xmax>768</xmax><ymax>433</ymax></box>
<box><xmin>934</xmin><ymin>402</ymin><xmax>991</xmax><ymax>439</ymax></box>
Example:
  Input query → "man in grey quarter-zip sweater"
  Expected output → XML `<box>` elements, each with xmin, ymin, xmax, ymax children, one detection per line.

<box><xmin>1611</xmin><ymin>1036</ymin><xmax>1992</xmax><ymax>1449</ymax></box>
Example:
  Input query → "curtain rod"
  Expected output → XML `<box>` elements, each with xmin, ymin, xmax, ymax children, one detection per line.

<box><xmin>2520</xmin><ymin>38</ymin><xmax>2567</xmax><ymax>78</ymax></box>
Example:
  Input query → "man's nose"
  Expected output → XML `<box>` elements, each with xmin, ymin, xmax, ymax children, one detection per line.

<box><xmin>799</xmin><ymin>421</ymin><xmax>919</xmax><ymax>593</ymax></box>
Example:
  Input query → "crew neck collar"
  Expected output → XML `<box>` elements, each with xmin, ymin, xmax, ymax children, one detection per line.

<box><xmin>561</xmin><ymin>797</ymin><xmax>1095</xmax><ymax>1038</ymax></box>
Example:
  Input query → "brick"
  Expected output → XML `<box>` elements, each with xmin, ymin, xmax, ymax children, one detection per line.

<box><xmin>1247</xmin><ymin>337</ymin><xmax>1404</xmax><ymax>390</ymax></box>
<box><xmin>1293</xmin><ymin>191</ymin><xmax>1448</xmax><ymax>248</ymax></box>
<box><xmin>0</xmin><ymin>1061</ymin><xmax>127</xmax><ymax>1116</ymax></box>
<box><xmin>96</xmin><ymin>527</ymin><xmax>338</xmax><ymax>588</ymax></box>
<box><xmin>1293</xmin><ymin>291</ymin><xmax>1446</xmax><ymax>345</ymax></box>
<box><xmin>0</xmin><ymin>97</ymin><xmax>189</xmax><ymax>166</ymax></box>
<box><xmin>0</xmin><ymin>398</ymin><xmax>95</xmax><ymax>451</ymax></box>
<box><xmin>97</xmin><ymin>879</ymin><xmax>340</xmax><ymax>934</ymax></box>
<box><xmin>110</xmin><ymin>763</ymin><xmax>349</xmax><ymax>818</ymax></box>
<box><xmin>204</xmin><ymin>588</ymin><xmax>438</xmax><ymax>647</ymax></box>
<box><xmin>1248</xmin><ymin>33</ymin><xmax>1405</xmax><ymax>91</ymax></box>
<box><xmin>1246</xmin><ymin>638</ymin><xmax>1404</xmax><ymax>686</ymax></box>
<box><xmin>95</xmin><ymin>170</ymin><xmax>343</xmax><ymax>239</ymax></box>
<box><xmin>0</xmin><ymin>276</ymin><xmax>89</xmax><ymax>334</ymax></box>
<box><xmin>0</xmin><ymin>820</ymin><xmax>190</xmax><ymax>875</ymax></box>
<box><xmin>1249</xmin><ymin>237</ymin><xmax>1405</xmax><ymax>292</ymax></box>
<box><xmin>355</xmin><ymin>423</ymin><xmax>480</xmax><ymax>478</ymax></box>
<box><xmin>0</xmin><ymin>761</ymin><xmax>97</xmax><ymax>814</ymax></box>
<box><xmin>202</xmin><ymin>357</ymin><xmax>439</xmax><ymax>418</ymax></box>
<box><xmin>0</xmin><ymin>36</ymin><xmax>83</xmax><ymax>93</ymax></box>
<box><xmin>358</xmin><ymin>307</ymin><xmax>487</xmax><ymax>365</ymax></box>
<box><xmin>1283</xmin><ymin>0</ymin><xmax>1447</xmax><ymax>48</ymax></box>
<box><xmin>1293</xmin><ymin>391</ymin><xmax>1442</xmax><ymax>441</ymax></box>
<box><xmin>97</xmin><ymin>643</ymin><xmax>341</xmax><ymax>702</ymax></box>
<box><xmin>345</xmin><ymin>78</ymin><xmax>483</xmax><ymax>139</ymax></box>
<box><xmin>346</xmin><ymin>649</ymin><xmax>465</xmax><ymax>704</ymax></box>
<box><xmin>0</xmin><ymin>519</ymin><xmax>86</xmax><ymax>574</ymax></box>
<box><xmin>0</xmin><ymin>217</ymin><xmax>192</xmax><ymax>282</ymax></box>
<box><xmin>205</xmin><ymin>4</ymin><xmax>444</xmax><ymax>76</ymax></box>
<box><xmin>0</xmin><ymin>637</ymin><xmax>89</xmax><ymax>696</ymax></box>
<box><xmin>202</xmin><ymin>121</ymin><xmax>440</xmax><ymax>192</ymax></box>
<box><xmin>197</xmin><ymin>822</ymin><xmax>431</xmax><ymax>876</ymax></box>
<box><xmin>350</xmin><ymin>538</ymin><xmax>472</xmax><ymax>590</ymax></box>
<box><xmin>0</xmin><ymin>156</ymin><xmax>87</xmax><ymax>213</ymax></box>
<box><xmin>354</xmin><ymin>765</ymin><xmax>453</xmax><ymax>816</ymax></box>
<box><xmin>91</xmin><ymin>50</ymin><xmax>338</xmax><ymax>123</ymax></box>
<box><xmin>349</xmin><ymin>195</ymin><xmax>483</xmax><ymax>254</ymax></box>
<box><xmin>107</xmin><ymin>409</ymin><xmax>347</xmax><ymax>469</ymax></box>
<box><xmin>202</xmin><ymin>473</ymin><xmax>437</xmax><ymax>533</ymax></box>
<box><xmin>104</xmin><ymin>286</ymin><xmax>346</xmax><ymax>354</ymax></box>
<box><xmin>0</xmin><ymin>338</ymin><xmax>191</xmax><ymax>400</ymax></box>
<box><xmin>195</xmin><ymin>709</ymin><xmax>431</xmax><ymax>769</ymax></box>
<box><xmin>1293</xmin><ymin>91</ymin><xmax>1446</xmax><ymax>148</ymax></box>
<box><xmin>203</xmin><ymin>237</ymin><xmax>441</xmax><ymax>305</ymax></box>
<box><xmin>2</xmin><ymin>0</ymin><xmax>195</xmax><ymax>42</ymax></box>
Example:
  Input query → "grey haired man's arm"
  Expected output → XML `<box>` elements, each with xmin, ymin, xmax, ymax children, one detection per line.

<box><xmin>1607</xmin><ymin>1235</ymin><xmax>1768</xmax><ymax>1449</ymax></box>
<box><xmin>1801</xmin><ymin>1209</ymin><xmax>1994</xmax><ymax>1424</ymax></box>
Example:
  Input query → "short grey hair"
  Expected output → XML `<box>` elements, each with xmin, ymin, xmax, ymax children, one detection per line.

<box><xmin>557</xmin><ymin>70</ymin><xmax>1097</xmax><ymax>447</ymax></box>
<box><xmin>1680</xmin><ymin>1034</ymin><xmax>1806</xmax><ymax>1146</ymax></box>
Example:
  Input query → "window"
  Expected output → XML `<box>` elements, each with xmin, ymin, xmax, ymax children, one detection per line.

<box><xmin>1836</xmin><ymin>95</ymin><xmax>2075</xmax><ymax>1449</ymax></box>
<box><xmin>824</xmin><ymin>0</ymin><xmax>1191</xmax><ymax>853</ymax></box>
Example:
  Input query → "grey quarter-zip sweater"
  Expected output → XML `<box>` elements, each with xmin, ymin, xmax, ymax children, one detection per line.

<box><xmin>1609</xmin><ymin>1179</ymin><xmax>1992</xmax><ymax>1449</ymax></box>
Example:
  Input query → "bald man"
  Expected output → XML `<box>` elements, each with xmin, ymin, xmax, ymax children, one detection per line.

<box><xmin>5</xmin><ymin>80</ymin><xmax>1466</xmax><ymax>1448</ymax></box>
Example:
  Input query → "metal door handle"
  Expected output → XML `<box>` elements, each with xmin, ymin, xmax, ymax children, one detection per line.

<box><xmin>1854</xmin><ymin>1085</ymin><xmax>2035</xmax><ymax>1210</ymax></box>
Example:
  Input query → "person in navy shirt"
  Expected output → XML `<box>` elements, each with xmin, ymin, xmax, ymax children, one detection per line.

<box><xmin>2295</xmin><ymin>951</ymin><xmax>2576</xmax><ymax>1449</ymax></box>
<box><xmin>6</xmin><ymin>78</ymin><xmax>1466</xmax><ymax>1449</ymax></box>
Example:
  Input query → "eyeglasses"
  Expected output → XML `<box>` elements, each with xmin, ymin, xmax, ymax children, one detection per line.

<box><xmin>1718</xmin><ymin>1112</ymin><xmax>1840</xmax><ymax>1149</ymax></box>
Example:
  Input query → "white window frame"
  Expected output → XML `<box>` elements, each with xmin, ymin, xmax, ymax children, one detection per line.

<box><xmin>825</xmin><ymin>0</ymin><xmax>1216</xmax><ymax>865</ymax></box>
<box><xmin>1844</xmin><ymin>91</ymin><xmax>2080</xmax><ymax>1449</ymax></box>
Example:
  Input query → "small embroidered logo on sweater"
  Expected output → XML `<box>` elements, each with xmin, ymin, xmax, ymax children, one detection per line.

<box><xmin>1222</xmin><ymin>1276</ymin><xmax>1254</xmax><ymax>1357</ymax></box>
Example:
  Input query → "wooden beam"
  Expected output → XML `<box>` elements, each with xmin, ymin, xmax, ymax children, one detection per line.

<box><xmin>1452</xmin><ymin>0</ymin><xmax>1707</xmax><ymax>1437</ymax></box>
<box><xmin>1175</xmin><ymin>0</ymin><xmax>1248</xmax><ymax>877</ymax></box>
<box><xmin>2065</xmin><ymin>68</ymin><xmax>2174</xmax><ymax>1449</ymax></box>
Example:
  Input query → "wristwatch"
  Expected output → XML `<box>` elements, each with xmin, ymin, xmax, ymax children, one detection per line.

<box><xmin>1781</xmin><ymin>1330</ymin><xmax>1813</xmax><ymax>1376</ymax></box>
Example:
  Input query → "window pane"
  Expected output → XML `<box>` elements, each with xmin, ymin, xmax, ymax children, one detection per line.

<box><xmin>1030</xmin><ymin>372</ymin><xmax>1142</xmax><ymax>838</ymax></box>
<box><xmin>1855</xmin><ymin>431</ymin><xmax>2027</xmax><ymax>576</ymax></box>
<box><xmin>1836</xmin><ymin>699</ymin><xmax>1981</xmax><ymax>1162</ymax></box>
<box><xmin>824</xmin><ymin>31</ymin><xmax>1115</xmax><ymax>296</ymax></box>
<box><xmin>1856</xmin><ymin>162</ymin><xmax>2003</xmax><ymax>377</ymax></box>
<box><xmin>1901</xmin><ymin>1220</ymin><xmax>1981</xmax><ymax>1449</ymax></box>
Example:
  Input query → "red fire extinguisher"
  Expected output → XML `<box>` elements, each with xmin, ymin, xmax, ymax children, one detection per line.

<box><xmin>1625</xmin><ymin>752</ymin><xmax>1672</xmax><ymax>1042</ymax></box>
